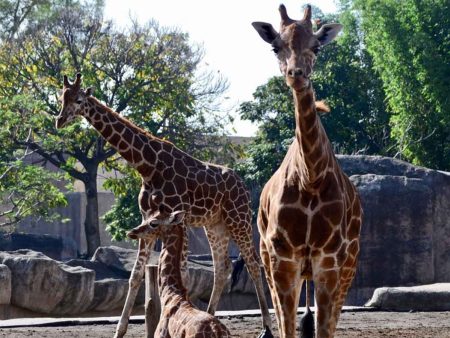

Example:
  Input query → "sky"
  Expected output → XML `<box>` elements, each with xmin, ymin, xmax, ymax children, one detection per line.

<box><xmin>104</xmin><ymin>1</ymin><xmax>338</xmax><ymax>136</ymax></box>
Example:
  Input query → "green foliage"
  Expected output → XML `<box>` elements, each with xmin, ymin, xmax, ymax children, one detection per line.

<box><xmin>102</xmin><ymin>165</ymin><xmax>141</xmax><ymax>241</ymax></box>
<box><xmin>354</xmin><ymin>0</ymin><xmax>450</xmax><ymax>170</ymax></box>
<box><xmin>0</xmin><ymin>96</ymin><xmax>67</xmax><ymax>228</ymax></box>
<box><xmin>237</xmin><ymin>76</ymin><xmax>295</xmax><ymax>192</ymax></box>
<box><xmin>313</xmin><ymin>11</ymin><xmax>391</xmax><ymax>155</ymax></box>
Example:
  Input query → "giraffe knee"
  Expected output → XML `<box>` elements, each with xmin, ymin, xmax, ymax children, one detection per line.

<box><xmin>129</xmin><ymin>271</ymin><xmax>144</xmax><ymax>289</ymax></box>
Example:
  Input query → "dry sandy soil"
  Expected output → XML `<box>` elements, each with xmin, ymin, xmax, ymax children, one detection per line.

<box><xmin>1</xmin><ymin>311</ymin><xmax>450</xmax><ymax>338</ymax></box>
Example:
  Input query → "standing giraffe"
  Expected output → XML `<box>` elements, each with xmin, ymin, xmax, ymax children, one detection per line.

<box><xmin>55</xmin><ymin>74</ymin><xmax>272</xmax><ymax>338</ymax></box>
<box><xmin>127</xmin><ymin>205</ymin><xmax>231</xmax><ymax>338</ymax></box>
<box><xmin>252</xmin><ymin>4</ymin><xmax>362</xmax><ymax>338</ymax></box>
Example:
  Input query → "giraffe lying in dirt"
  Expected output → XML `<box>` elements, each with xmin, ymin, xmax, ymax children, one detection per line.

<box><xmin>128</xmin><ymin>205</ymin><xmax>230</xmax><ymax>338</ymax></box>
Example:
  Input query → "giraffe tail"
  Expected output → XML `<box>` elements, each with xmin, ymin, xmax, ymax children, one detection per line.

<box><xmin>299</xmin><ymin>280</ymin><xmax>315</xmax><ymax>338</ymax></box>
<box><xmin>230</xmin><ymin>254</ymin><xmax>245</xmax><ymax>291</ymax></box>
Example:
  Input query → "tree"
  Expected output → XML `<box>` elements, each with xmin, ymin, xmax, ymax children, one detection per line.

<box><xmin>0</xmin><ymin>0</ymin><xmax>229</xmax><ymax>255</ymax></box>
<box><xmin>237</xmin><ymin>8</ymin><xmax>390</xmax><ymax>216</ymax></box>
<box><xmin>0</xmin><ymin>95</ymin><xmax>67</xmax><ymax>228</ymax></box>
<box><xmin>354</xmin><ymin>0</ymin><xmax>450</xmax><ymax>170</ymax></box>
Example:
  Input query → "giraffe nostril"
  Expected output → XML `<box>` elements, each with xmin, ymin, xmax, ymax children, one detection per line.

<box><xmin>288</xmin><ymin>68</ymin><xmax>303</xmax><ymax>78</ymax></box>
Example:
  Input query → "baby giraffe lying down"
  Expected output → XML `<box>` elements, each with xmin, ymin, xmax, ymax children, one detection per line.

<box><xmin>128</xmin><ymin>206</ymin><xmax>231</xmax><ymax>338</ymax></box>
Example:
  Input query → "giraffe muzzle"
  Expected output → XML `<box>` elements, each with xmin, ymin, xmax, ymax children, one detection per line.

<box><xmin>55</xmin><ymin>115</ymin><xmax>67</xmax><ymax>129</ymax></box>
<box><xmin>127</xmin><ymin>231</ymin><xmax>138</xmax><ymax>240</ymax></box>
<box><xmin>287</xmin><ymin>67</ymin><xmax>304</xmax><ymax>78</ymax></box>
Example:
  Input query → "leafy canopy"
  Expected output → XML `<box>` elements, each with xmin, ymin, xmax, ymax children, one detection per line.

<box><xmin>0</xmin><ymin>0</ymin><xmax>231</xmax><ymax>243</ymax></box>
<box><xmin>354</xmin><ymin>0</ymin><xmax>450</xmax><ymax>170</ymax></box>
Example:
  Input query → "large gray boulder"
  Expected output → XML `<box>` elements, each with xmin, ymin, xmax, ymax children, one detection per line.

<box><xmin>65</xmin><ymin>258</ymin><xmax>145</xmax><ymax>312</ymax></box>
<box><xmin>0</xmin><ymin>233</ymin><xmax>77</xmax><ymax>261</ymax></box>
<box><xmin>0</xmin><ymin>264</ymin><xmax>11</xmax><ymax>305</ymax></box>
<box><xmin>366</xmin><ymin>283</ymin><xmax>450</xmax><ymax>311</ymax></box>
<box><xmin>335</xmin><ymin>155</ymin><xmax>450</xmax><ymax>305</ymax></box>
<box><xmin>0</xmin><ymin>250</ymin><xmax>94</xmax><ymax>315</ymax></box>
<box><xmin>185</xmin><ymin>257</ymin><xmax>215</xmax><ymax>304</ymax></box>
<box><xmin>91</xmin><ymin>245</ymin><xmax>142</xmax><ymax>272</ymax></box>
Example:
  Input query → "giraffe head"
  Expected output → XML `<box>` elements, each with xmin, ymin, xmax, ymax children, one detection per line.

<box><xmin>56</xmin><ymin>73</ymin><xmax>92</xmax><ymax>128</ymax></box>
<box><xmin>127</xmin><ymin>206</ymin><xmax>186</xmax><ymax>242</ymax></box>
<box><xmin>252</xmin><ymin>4</ymin><xmax>342</xmax><ymax>91</ymax></box>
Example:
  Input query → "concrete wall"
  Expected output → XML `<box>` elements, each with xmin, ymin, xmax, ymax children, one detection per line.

<box><xmin>13</xmin><ymin>192</ymin><xmax>136</xmax><ymax>259</ymax></box>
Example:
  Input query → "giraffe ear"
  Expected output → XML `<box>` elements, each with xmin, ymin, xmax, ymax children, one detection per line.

<box><xmin>168</xmin><ymin>210</ymin><xmax>186</xmax><ymax>225</ymax></box>
<box><xmin>85</xmin><ymin>87</ymin><xmax>93</xmax><ymax>96</ymax></box>
<box><xmin>314</xmin><ymin>23</ymin><xmax>343</xmax><ymax>46</ymax></box>
<box><xmin>252</xmin><ymin>22</ymin><xmax>278</xmax><ymax>44</ymax></box>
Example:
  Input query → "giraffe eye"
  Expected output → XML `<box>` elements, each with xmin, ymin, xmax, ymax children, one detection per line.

<box><xmin>312</xmin><ymin>45</ymin><xmax>320</xmax><ymax>54</ymax></box>
<box><xmin>149</xmin><ymin>221</ymin><xmax>159</xmax><ymax>228</ymax></box>
<box><xmin>272</xmin><ymin>46</ymin><xmax>280</xmax><ymax>54</ymax></box>
<box><xmin>76</xmin><ymin>99</ymin><xmax>82</xmax><ymax>104</ymax></box>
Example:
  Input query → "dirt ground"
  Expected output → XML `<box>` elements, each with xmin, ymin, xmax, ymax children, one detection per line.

<box><xmin>1</xmin><ymin>311</ymin><xmax>449</xmax><ymax>338</ymax></box>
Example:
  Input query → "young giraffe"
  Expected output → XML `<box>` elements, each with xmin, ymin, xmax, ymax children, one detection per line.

<box><xmin>55</xmin><ymin>74</ymin><xmax>272</xmax><ymax>338</ymax></box>
<box><xmin>127</xmin><ymin>205</ymin><xmax>230</xmax><ymax>338</ymax></box>
<box><xmin>252</xmin><ymin>5</ymin><xmax>362</xmax><ymax>338</ymax></box>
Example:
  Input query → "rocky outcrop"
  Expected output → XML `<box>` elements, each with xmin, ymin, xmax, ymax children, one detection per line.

<box><xmin>0</xmin><ymin>264</ymin><xmax>11</xmax><ymax>305</ymax></box>
<box><xmin>336</xmin><ymin>155</ymin><xmax>450</xmax><ymax>305</ymax></box>
<box><xmin>0</xmin><ymin>250</ymin><xmax>94</xmax><ymax>315</ymax></box>
<box><xmin>91</xmin><ymin>245</ymin><xmax>144</xmax><ymax>272</ymax></box>
<box><xmin>66</xmin><ymin>257</ymin><xmax>145</xmax><ymax>311</ymax></box>
<box><xmin>0</xmin><ymin>233</ymin><xmax>77</xmax><ymax>261</ymax></box>
<box><xmin>1</xmin><ymin>155</ymin><xmax>448</xmax><ymax>315</ymax></box>
<box><xmin>366</xmin><ymin>283</ymin><xmax>450</xmax><ymax>311</ymax></box>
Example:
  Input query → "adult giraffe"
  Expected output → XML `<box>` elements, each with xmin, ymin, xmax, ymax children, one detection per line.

<box><xmin>252</xmin><ymin>4</ymin><xmax>362</xmax><ymax>338</ymax></box>
<box><xmin>55</xmin><ymin>74</ymin><xmax>272</xmax><ymax>337</ymax></box>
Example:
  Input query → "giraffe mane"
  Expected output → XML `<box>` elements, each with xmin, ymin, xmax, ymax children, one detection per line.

<box><xmin>315</xmin><ymin>100</ymin><xmax>330</xmax><ymax>114</ymax></box>
<box><xmin>87</xmin><ymin>96</ymin><xmax>175</xmax><ymax>148</ymax></box>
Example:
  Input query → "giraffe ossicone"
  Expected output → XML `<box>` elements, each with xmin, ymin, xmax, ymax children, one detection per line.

<box><xmin>252</xmin><ymin>4</ymin><xmax>362</xmax><ymax>338</ymax></box>
<box><xmin>57</xmin><ymin>73</ymin><xmax>273</xmax><ymax>338</ymax></box>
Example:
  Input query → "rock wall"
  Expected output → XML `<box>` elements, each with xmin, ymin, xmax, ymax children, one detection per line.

<box><xmin>0</xmin><ymin>264</ymin><xmax>11</xmax><ymax>305</ymax></box>
<box><xmin>0</xmin><ymin>250</ymin><xmax>95</xmax><ymax>315</ymax></box>
<box><xmin>1</xmin><ymin>155</ymin><xmax>448</xmax><ymax>313</ymax></box>
<box><xmin>0</xmin><ymin>248</ymin><xmax>147</xmax><ymax>319</ymax></box>
<box><xmin>337</xmin><ymin>155</ymin><xmax>450</xmax><ymax>305</ymax></box>
<box><xmin>0</xmin><ymin>233</ymin><xmax>77</xmax><ymax>261</ymax></box>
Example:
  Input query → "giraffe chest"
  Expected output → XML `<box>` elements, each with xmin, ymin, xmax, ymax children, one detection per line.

<box><xmin>264</xmin><ymin>176</ymin><xmax>350</xmax><ymax>255</ymax></box>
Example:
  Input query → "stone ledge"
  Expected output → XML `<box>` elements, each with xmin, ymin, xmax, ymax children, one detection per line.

<box><xmin>366</xmin><ymin>283</ymin><xmax>450</xmax><ymax>311</ymax></box>
<box><xmin>0</xmin><ymin>264</ymin><xmax>11</xmax><ymax>305</ymax></box>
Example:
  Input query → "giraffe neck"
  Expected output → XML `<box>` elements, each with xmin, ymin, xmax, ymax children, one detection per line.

<box><xmin>292</xmin><ymin>84</ymin><xmax>334</xmax><ymax>186</ymax></box>
<box><xmin>158</xmin><ymin>224</ymin><xmax>188</xmax><ymax>308</ymax></box>
<box><xmin>81</xmin><ymin>96</ymin><xmax>162</xmax><ymax>177</ymax></box>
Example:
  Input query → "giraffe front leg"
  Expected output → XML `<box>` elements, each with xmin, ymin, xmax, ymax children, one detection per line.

<box><xmin>313</xmin><ymin>269</ymin><xmax>341</xmax><ymax>338</ymax></box>
<box><xmin>204</xmin><ymin>224</ymin><xmax>232</xmax><ymax>314</ymax></box>
<box><xmin>114</xmin><ymin>239</ymin><xmax>153</xmax><ymax>338</ymax></box>
<box><xmin>267</xmin><ymin>256</ymin><xmax>303</xmax><ymax>338</ymax></box>
<box><xmin>259</xmin><ymin>241</ymin><xmax>276</xmax><ymax>337</ymax></box>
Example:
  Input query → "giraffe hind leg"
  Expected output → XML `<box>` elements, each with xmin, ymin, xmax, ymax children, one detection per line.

<box><xmin>204</xmin><ymin>223</ymin><xmax>232</xmax><ymax>315</ymax></box>
<box><xmin>226</xmin><ymin>217</ymin><xmax>273</xmax><ymax>333</ymax></box>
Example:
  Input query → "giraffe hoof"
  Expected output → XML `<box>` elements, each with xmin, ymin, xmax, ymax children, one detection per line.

<box><xmin>257</xmin><ymin>326</ymin><xmax>274</xmax><ymax>338</ymax></box>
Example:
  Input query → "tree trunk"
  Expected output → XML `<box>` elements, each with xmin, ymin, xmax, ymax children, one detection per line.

<box><xmin>84</xmin><ymin>170</ymin><xmax>101</xmax><ymax>257</ymax></box>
